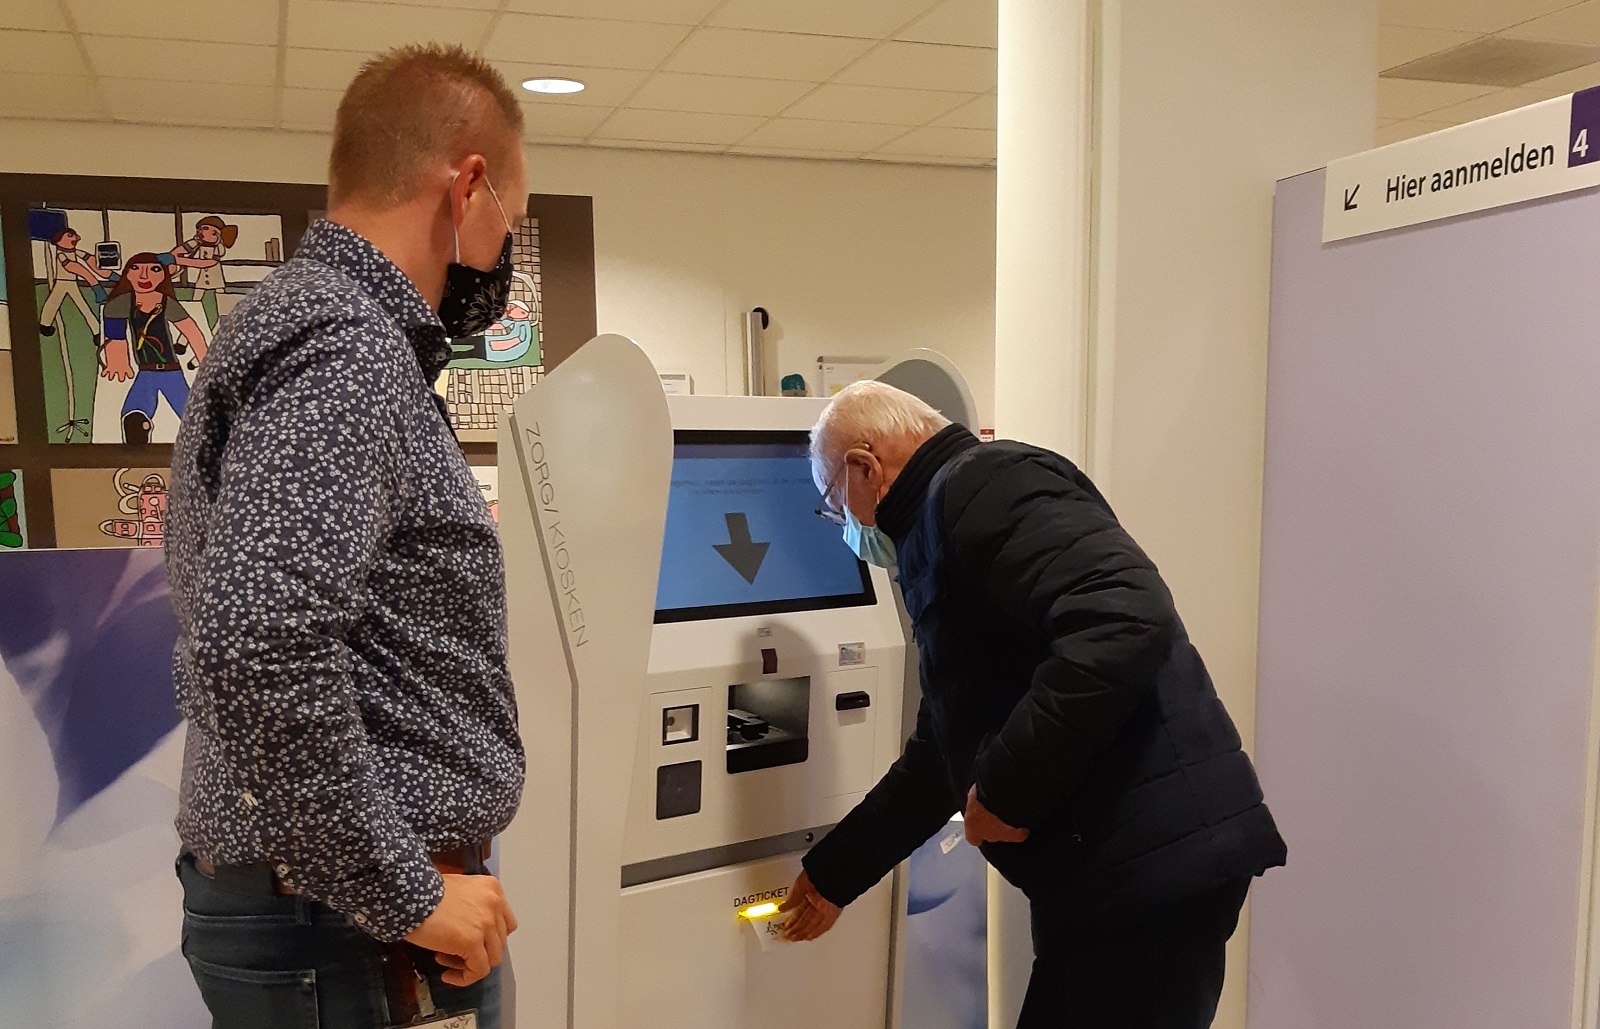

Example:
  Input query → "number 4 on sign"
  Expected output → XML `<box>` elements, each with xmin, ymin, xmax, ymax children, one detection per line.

<box><xmin>1569</xmin><ymin>86</ymin><xmax>1600</xmax><ymax>167</ymax></box>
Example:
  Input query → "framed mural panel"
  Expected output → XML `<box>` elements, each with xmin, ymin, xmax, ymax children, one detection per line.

<box><xmin>0</xmin><ymin>174</ymin><xmax>596</xmax><ymax>547</ymax></box>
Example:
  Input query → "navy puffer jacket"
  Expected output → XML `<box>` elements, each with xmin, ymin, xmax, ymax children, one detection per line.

<box><xmin>803</xmin><ymin>425</ymin><xmax>1286</xmax><ymax>921</ymax></box>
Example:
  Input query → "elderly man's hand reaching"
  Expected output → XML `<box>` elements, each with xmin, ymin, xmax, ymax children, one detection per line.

<box><xmin>778</xmin><ymin>871</ymin><xmax>842</xmax><ymax>942</ymax></box>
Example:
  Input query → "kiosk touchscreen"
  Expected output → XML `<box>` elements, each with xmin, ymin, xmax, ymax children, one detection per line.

<box><xmin>497</xmin><ymin>337</ymin><xmax>909</xmax><ymax>1029</ymax></box>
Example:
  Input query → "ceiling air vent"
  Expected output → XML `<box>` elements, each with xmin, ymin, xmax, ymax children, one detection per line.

<box><xmin>1382</xmin><ymin>36</ymin><xmax>1600</xmax><ymax>87</ymax></box>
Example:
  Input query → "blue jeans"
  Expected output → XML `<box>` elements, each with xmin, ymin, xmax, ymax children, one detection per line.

<box><xmin>124</xmin><ymin>368</ymin><xmax>190</xmax><ymax>420</ymax></box>
<box><xmin>178</xmin><ymin>854</ymin><xmax>500</xmax><ymax>1029</ymax></box>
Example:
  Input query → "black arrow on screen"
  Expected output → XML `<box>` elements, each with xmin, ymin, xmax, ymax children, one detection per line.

<box><xmin>1343</xmin><ymin>184</ymin><xmax>1360</xmax><ymax>211</ymax></box>
<box><xmin>714</xmin><ymin>512</ymin><xmax>770</xmax><ymax>584</ymax></box>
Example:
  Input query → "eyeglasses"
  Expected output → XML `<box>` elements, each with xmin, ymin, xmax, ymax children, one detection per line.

<box><xmin>814</xmin><ymin>445</ymin><xmax>867</xmax><ymax>526</ymax></box>
<box><xmin>814</xmin><ymin>462</ymin><xmax>847</xmax><ymax>526</ymax></box>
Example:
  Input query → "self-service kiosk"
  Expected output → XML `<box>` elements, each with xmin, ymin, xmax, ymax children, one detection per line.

<box><xmin>497</xmin><ymin>336</ymin><xmax>976</xmax><ymax>1029</ymax></box>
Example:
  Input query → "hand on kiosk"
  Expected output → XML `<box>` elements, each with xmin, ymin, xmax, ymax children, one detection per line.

<box><xmin>963</xmin><ymin>785</ymin><xmax>1030</xmax><ymax>847</ymax></box>
<box><xmin>404</xmin><ymin>873</ymin><xmax>519</xmax><ymax>987</ymax></box>
<box><xmin>778</xmin><ymin>870</ymin><xmax>842</xmax><ymax>942</ymax></box>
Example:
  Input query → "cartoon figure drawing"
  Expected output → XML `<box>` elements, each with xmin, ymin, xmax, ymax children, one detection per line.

<box><xmin>452</xmin><ymin>298</ymin><xmax>537</xmax><ymax>365</ymax></box>
<box><xmin>97</xmin><ymin>468</ymin><xmax>169</xmax><ymax>547</ymax></box>
<box><xmin>38</xmin><ymin>226</ymin><xmax>110</xmax><ymax>442</ymax></box>
<box><xmin>170</xmin><ymin>216</ymin><xmax>237</xmax><ymax>326</ymax></box>
<box><xmin>38</xmin><ymin>226</ymin><xmax>108</xmax><ymax>338</ymax></box>
<box><xmin>100</xmin><ymin>254</ymin><xmax>207</xmax><ymax>444</ymax></box>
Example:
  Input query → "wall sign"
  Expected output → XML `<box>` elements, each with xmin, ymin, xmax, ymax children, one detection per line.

<box><xmin>1323</xmin><ymin>86</ymin><xmax>1600</xmax><ymax>242</ymax></box>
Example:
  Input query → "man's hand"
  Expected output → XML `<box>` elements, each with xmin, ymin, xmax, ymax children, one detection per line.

<box><xmin>778</xmin><ymin>870</ymin><xmax>842</xmax><ymax>942</ymax></box>
<box><xmin>404</xmin><ymin>873</ymin><xmax>518</xmax><ymax>987</ymax></box>
<box><xmin>964</xmin><ymin>785</ymin><xmax>1030</xmax><ymax>847</ymax></box>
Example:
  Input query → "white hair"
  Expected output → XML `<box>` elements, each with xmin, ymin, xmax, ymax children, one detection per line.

<box><xmin>809</xmin><ymin>379</ymin><xmax>950</xmax><ymax>474</ymax></box>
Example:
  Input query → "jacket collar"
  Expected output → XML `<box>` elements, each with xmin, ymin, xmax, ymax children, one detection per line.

<box><xmin>296</xmin><ymin>219</ymin><xmax>453</xmax><ymax>381</ymax></box>
<box><xmin>876</xmin><ymin>423</ymin><xmax>980</xmax><ymax>542</ymax></box>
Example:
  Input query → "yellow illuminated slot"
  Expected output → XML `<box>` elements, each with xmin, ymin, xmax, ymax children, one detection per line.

<box><xmin>739</xmin><ymin>902</ymin><xmax>780</xmax><ymax>920</ymax></box>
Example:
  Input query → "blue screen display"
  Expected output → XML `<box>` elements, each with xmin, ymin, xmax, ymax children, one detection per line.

<box><xmin>654</xmin><ymin>435</ymin><xmax>874</xmax><ymax>621</ymax></box>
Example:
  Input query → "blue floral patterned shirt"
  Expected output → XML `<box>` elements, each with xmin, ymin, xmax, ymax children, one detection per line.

<box><xmin>166</xmin><ymin>220</ymin><xmax>525</xmax><ymax>942</ymax></box>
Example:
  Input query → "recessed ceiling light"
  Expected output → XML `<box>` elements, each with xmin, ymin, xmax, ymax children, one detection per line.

<box><xmin>522</xmin><ymin>78</ymin><xmax>585</xmax><ymax>95</ymax></box>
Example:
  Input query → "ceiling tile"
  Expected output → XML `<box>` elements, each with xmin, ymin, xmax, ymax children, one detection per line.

<box><xmin>628</xmin><ymin>72</ymin><xmax>814</xmax><ymax>116</ymax></box>
<box><xmin>105</xmin><ymin>79</ymin><xmax>277</xmax><ymax>127</ymax></box>
<box><xmin>1378</xmin><ymin>25</ymin><xmax>1480</xmax><ymax>69</ymax></box>
<box><xmin>834</xmin><ymin>40</ymin><xmax>996</xmax><ymax>92</ymax></box>
<box><xmin>286</xmin><ymin>47</ymin><xmax>371</xmax><ymax>90</ymax></box>
<box><xmin>587</xmin><ymin>138</ymin><xmax>730</xmax><ymax>153</ymax></box>
<box><xmin>873</xmin><ymin>124</ymin><xmax>995</xmax><ymax>157</ymax></box>
<box><xmin>495</xmin><ymin>63</ymin><xmax>650</xmax><ymax>106</ymax></box>
<box><xmin>1506</xmin><ymin>1</ymin><xmax>1600</xmax><ymax>45</ymax></box>
<box><xmin>1379</xmin><ymin>0</ymin><xmax>1572</xmax><ymax>34</ymax></box>
<box><xmin>728</xmin><ymin>145</ymin><xmax>865</xmax><ymax>159</ymax></box>
<box><xmin>1419</xmin><ymin>85</ymin><xmax>1556</xmax><ymax>123</ymax></box>
<box><xmin>0</xmin><ymin>0</ymin><xmax>69</xmax><ymax>31</ymax></box>
<box><xmin>1524</xmin><ymin>60</ymin><xmax>1600</xmax><ymax>94</ymax></box>
<box><xmin>784</xmin><ymin>82</ymin><xmax>970</xmax><ymax>124</ymax></box>
<box><xmin>0</xmin><ymin>30</ymin><xmax>88</xmax><ymax>76</ymax></box>
<box><xmin>0</xmin><ymin>72</ymin><xmax>107</xmax><ymax>120</ymax></box>
<box><xmin>485</xmin><ymin>14</ymin><xmax>690</xmax><ymax>69</ymax></box>
<box><xmin>528</xmin><ymin>135</ymin><xmax>587</xmax><ymax>145</ymax></box>
<box><xmin>664</xmin><ymin>28</ymin><xmax>873</xmax><ymax>80</ymax></box>
<box><xmin>708</xmin><ymin>0</ymin><xmax>938</xmax><ymax>40</ymax></box>
<box><xmin>519</xmin><ymin>103</ymin><xmax>612</xmax><ymax>137</ymax></box>
<box><xmin>506</xmin><ymin>0</ymin><xmax>722</xmax><ymax>23</ymax></box>
<box><xmin>863</xmin><ymin>152</ymin><xmax>989</xmax><ymax>166</ymax></box>
<box><xmin>331</xmin><ymin>0</ymin><xmax>500</xmax><ymax>8</ymax></box>
<box><xmin>288</xmin><ymin>0</ymin><xmax>492</xmax><ymax>52</ymax></box>
<box><xmin>932</xmin><ymin>92</ymin><xmax>995</xmax><ymax>128</ymax></box>
<box><xmin>84</xmin><ymin>37</ymin><xmax>278</xmax><ymax>86</ymax></box>
<box><xmin>63</xmin><ymin>0</ymin><xmax>282</xmax><ymax>45</ymax></box>
<box><xmin>897</xmin><ymin>0</ymin><xmax>997</xmax><ymax>48</ymax></box>
<box><xmin>1376</xmin><ymin>77</ymin><xmax>1494</xmax><ymax>119</ymax></box>
<box><xmin>739</xmin><ymin>118</ymin><xmax>908</xmax><ymax>151</ymax></box>
<box><xmin>594</xmin><ymin>108</ymin><xmax>767</xmax><ymax>144</ymax></box>
<box><xmin>1376</xmin><ymin>119</ymin><xmax>1441</xmax><ymax>145</ymax></box>
<box><xmin>280</xmin><ymin>87</ymin><xmax>344</xmax><ymax>129</ymax></box>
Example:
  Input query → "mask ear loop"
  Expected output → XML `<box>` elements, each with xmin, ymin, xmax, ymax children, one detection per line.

<box><xmin>450</xmin><ymin>171</ymin><xmax>462</xmax><ymax>263</ymax></box>
<box><xmin>483</xmin><ymin>179</ymin><xmax>514</xmax><ymax>234</ymax></box>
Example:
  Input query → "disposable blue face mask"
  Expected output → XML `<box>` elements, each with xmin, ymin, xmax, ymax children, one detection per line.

<box><xmin>840</xmin><ymin>469</ymin><xmax>897</xmax><ymax>568</ymax></box>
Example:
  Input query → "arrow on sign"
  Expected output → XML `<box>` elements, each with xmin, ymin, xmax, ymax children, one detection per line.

<box><xmin>714</xmin><ymin>513</ymin><xmax>770</xmax><ymax>584</ymax></box>
<box><xmin>1343</xmin><ymin>184</ymin><xmax>1360</xmax><ymax>211</ymax></box>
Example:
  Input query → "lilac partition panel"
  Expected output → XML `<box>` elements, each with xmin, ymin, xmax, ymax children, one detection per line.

<box><xmin>1249</xmin><ymin>169</ymin><xmax>1600</xmax><ymax>1029</ymax></box>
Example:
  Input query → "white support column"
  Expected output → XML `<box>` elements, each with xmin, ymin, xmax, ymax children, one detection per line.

<box><xmin>993</xmin><ymin>0</ymin><xmax>1096</xmax><ymax>461</ymax></box>
<box><xmin>991</xmin><ymin>2</ymin><xmax>1099</xmax><ymax>1025</ymax></box>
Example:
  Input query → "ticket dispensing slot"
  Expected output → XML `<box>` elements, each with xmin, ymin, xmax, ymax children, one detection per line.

<box><xmin>727</xmin><ymin>675</ymin><xmax>809</xmax><ymax>773</ymax></box>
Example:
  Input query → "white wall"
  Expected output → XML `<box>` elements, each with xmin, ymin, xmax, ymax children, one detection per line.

<box><xmin>1102</xmin><ymin>3</ymin><xmax>1376</xmax><ymax>1027</ymax></box>
<box><xmin>0</xmin><ymin>120</ymin><xmax>996</xmax><ymax>420</ymax></box>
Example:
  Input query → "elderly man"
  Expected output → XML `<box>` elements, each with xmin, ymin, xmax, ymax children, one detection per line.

<box><xmin>780</xmin><ymin>380</ymin><xmax>1286</xmax><ymax>1028</ymax></box>
<box><xmin>166</xmin><ymin>44</ymin><xmax>527</xmax><ymax>1028</ymax></box>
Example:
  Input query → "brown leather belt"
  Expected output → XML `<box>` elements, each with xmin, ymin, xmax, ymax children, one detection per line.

<box><xmin>195</xmin><ymin>840</ymin><xmax>492</xmax><ymax>895</ymax></box>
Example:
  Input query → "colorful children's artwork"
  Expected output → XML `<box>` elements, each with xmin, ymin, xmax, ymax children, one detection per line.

<box><xmin>1</xmin><ymin>225</ymin><xmax>15</xmax><ymax>445</ymax></box>
<box><xmin>437</xmin><ymin>219</ymin><xmax>544</xmax><ymax>442</ymax></box>
<box><xmin>29</xmin><ymin>207</ymin><xmax>284</xmax><ymax>444</ymax></box>
<box><xmin>470</xmin><ymin>464</ymin><xmax>499</xmax><ymax>524</ymax></box>
<box><xmin>50</xmin><ymin>467</ymin><xmax>170</xmax><ymax>548</ymax></box>
<box><xmin>0</xmin><ymin>471</ymin><xmax>25</xmax><ymax>549</ymax></box>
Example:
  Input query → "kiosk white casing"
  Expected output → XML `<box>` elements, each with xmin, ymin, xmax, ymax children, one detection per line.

<box><xmin>498</xmin><ymin>336</ymin><xmax>907</xmax><ymax>1029</ymax></box>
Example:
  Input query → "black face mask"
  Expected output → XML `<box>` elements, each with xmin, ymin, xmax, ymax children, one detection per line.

<box><xmin>438</xmin><ymin>179</ymin><xmax>515</xmax><ymax>338</ymax></box>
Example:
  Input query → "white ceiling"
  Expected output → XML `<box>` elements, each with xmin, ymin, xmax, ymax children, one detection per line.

<box><xmin>1379</xmin><ymin>0</ymin><xmax>1600</xmax><ymax>143</ymax></box>
<box><xmin>0</xmin><ymin>0</ymin><xmax>997</xmax><ymax>167</ymax></box>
